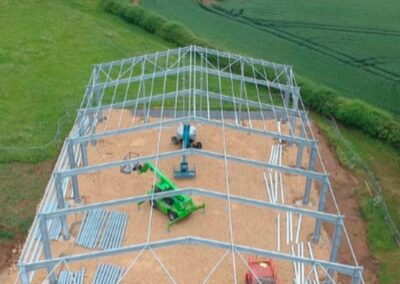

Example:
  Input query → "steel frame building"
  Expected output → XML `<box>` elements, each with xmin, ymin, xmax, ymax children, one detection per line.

<box><xmin>17</xmin><ymin>46</ymin><xmax>364</xmax><ymax>283</ymax></box>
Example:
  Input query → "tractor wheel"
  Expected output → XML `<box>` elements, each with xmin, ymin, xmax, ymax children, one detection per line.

<box><xmin>171</xmin><ymin>136</ymin><xmax>179</xmax><ymax>145</ymax></box>
<box><xmin>168</xmin><ymin>211</ymin><xmax>177</xmax><ymax>221</ymax></box>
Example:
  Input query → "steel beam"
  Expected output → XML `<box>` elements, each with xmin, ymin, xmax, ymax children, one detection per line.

<box><xmin>54</xmin><ymin>175</ymin><xmax>70</xmax><ymax>240</ymax></box>
<box><xmin>21</xmin><ymin>236</ymin><xmax>361</xmax><ymax>277</ymax></box>
<box><xmin>303</xmin><ymin>145</ymin><xmax>318</xmax><ymax>205</ymax></box>
<box><xmin>77</xmin><ymin>88</ymin><xmax>306</xmax><ymax>118</ymax></box>
<box><xmin>77</xmin><ymin>89</ymin><xmax>190</xmax><ymax>116</ymax></box>
<box><xmin>43</xmin><ymin>187</ymin><xmax>342</xmax><ymax>224</ymax></box>
<box><xmin>38</xmin><ymin>215</ymin><xmax>57</xmax><ymax>284</ymax></box>
<box><xmin>69</xmin><ymin>116</ymin><xmax>316</xmax><ymax>148</ymax></box>
<box><xmin>295</xmin><ymin>121</ymin><xmax>306</xmax><ymax>168</ymax></box>
<box><xmin>97</xmin><ymin>46</ymin><xmax>289</xmax><ymax>74</ymax></box>
<box><xmin>194</xmin><ymin>46</ymin><xmax>290</xmax><ymax>71</ymax></box>
<box><xmin>95</xmin><ymin>46</ymin><xmax>191</xmax><ymax>69</ymax></box>
<box><xmin>17</xmin><ymin>265</ymin><xmax>30</xmax><ymax>284</ymax></box>
<box><xmin>195</xmin><ymin>90</ymin><xmax>305</xmax><ymax>117</ymax></box>
<box><xmin>66</xmin><ymin>141</ymin><xmax>80</xmax><ymax>203</ymax></box>
<box><xmin>92</xmin><ymin>65</ymin><xmax>298</xmax><ymax>94</ymax></box>
<box><xmin>326</xmin><ymin>220</ymin><xmax>345</xmax><ymax>283</ymax></box>
<box><xmin>312</xmin><ymin>178</ymin><xmax>330</xmax><ymax>242</ymax></box>
<box><xmin>56</xmin><ymin>148</ymin><xmax>327</xmax><ymax>181</ymax></box>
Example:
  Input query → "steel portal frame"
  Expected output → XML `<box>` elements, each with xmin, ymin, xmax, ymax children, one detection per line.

<box><xmin>17</xmin><ymin>46</ymin><xmax>363</xmax><ymax>284</ymax></box>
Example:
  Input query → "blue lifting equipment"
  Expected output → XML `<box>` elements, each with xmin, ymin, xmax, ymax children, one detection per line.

<box><xmin>173</xmin><ymin>124</ymin><xmax>196</xmax><ymax>179</ymax></box>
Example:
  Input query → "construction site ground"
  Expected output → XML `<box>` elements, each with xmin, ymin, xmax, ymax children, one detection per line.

<box><xmin>0</xmin><ymin>110</ymin><xmax>377</xmax><ymax>283</ymax></box>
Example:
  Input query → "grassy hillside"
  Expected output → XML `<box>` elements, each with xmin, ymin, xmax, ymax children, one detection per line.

<box><xmin>0</xmin><ymin>0</ymin><xmax>171</xmax><ymax>162</ymax></box>
<box><xmin>140</xmin><ymin>0</ymin><xmax>400</xmax><ymax>115</ymax></box>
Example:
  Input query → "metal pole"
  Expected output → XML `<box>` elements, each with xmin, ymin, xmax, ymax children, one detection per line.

<box><xmin>283</xmin><ymin>90</ymin><xmax>290</xmax><ymax>122</ymax></box>
<box><xmin>78</xmin><ymin>120</ymin><xmax>88</xmax><ymax>167</ymax></box>
<box><xmin>67</xmin><ymin>141</ymin><xmax>81</xmax><ymax>203</ymax></box>
<box><xmin>295</xmin><ymin>127</ymin><xmax>306</xmax><ymax>169</ymax></box>
<box><xmin>303</xmin><ymin>145</ymin><xmax>318</xmax><ymax>205</ymax></box>
<box><xmin>312</xmin><ymin>178</ymin><xmax>329</xmax><ymax>243</ymax></box>
<box><xmin>326</xmin><ymin>220</ymin><xmax>344</xmax><ymax>283</ymax></box>
<box><xmin>54</xmin><ymin>175</ymin><xmax>71</xmax><ymax>240</ymax></box>
<box><xmin>18</xmin><ymin>265</ymin><xmax>30</xmax><ymax>284</ymax></box>
<box><xmin>88</xmin><ymin>113</ymin><xmax>97</xmax><ymax>145</ymax></box>
<box><xmin>39</xmin><ymin>215</ymin><xmax>57</xmax><ymax>284</ymax></box>
<box><xmin>93</xmin><ymin>66</ymin><xmax>104</xmax><ymax>122</ymax></box>
<box><xmin>289</xmin><ymin>91</ymin><xmax>299</xmax><ymax>139</ymax></box>
<box><xmin>351</xmin><ymin>269</ymin><xmax>363</xmax><ymax>284</ymax></box>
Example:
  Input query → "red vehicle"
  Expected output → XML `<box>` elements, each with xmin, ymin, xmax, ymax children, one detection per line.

<box><xmin>245</xmin><ymin>258</ymin><xmax>279</xmax><ymax>284</ymax></box>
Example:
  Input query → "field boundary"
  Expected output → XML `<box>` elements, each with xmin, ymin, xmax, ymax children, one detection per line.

<box><xmin>102</xmin><ymin>0</ymin><xmax>400</xmax><ymax>151</ymax></box>
<box><xmin>328</xmin><ymin>116</ymin><xmax>400</xmax><ymax>247</ymax></box>
<box><xmin>199</xmin><ymin>3</ymin><xmax>400</xmax><ymax>83</ymax></box>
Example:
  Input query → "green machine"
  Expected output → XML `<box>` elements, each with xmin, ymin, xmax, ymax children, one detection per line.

<box><xmin>123</xmin><ymin>161</ymin><xmax>205</xmax><ymax>228</ymax></box>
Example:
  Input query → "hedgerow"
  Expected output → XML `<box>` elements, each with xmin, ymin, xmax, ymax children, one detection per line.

<box><xmin>102</xmin><ymin>0</ymin><xmax>400</xmax><ymax>150</ymax></box>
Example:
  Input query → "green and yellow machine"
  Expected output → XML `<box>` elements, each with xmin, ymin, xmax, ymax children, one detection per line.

<box><xmin>124</xmin><ymin>161</ymin><xmax>205</xmax><ymax>228</ymax></box>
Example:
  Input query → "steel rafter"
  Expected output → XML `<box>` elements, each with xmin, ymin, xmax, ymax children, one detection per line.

<box><xmin>70</xmin><ymin>115</ymin><xmax>315</xmax><ymax>146</ymax></box>
<box><xmin>20</xmin><ymin>236</ymin><xmax>361</xmax><ymax>278</ymax></box>
<box><xmin>56</xmin><ymin>148</ymin><xmax>327</xmax><ymax>181</ymax></box>
<box><xmin>43</xmin><ymin>187</ymin><xmax>342</xmax><ymax>223</ymax></box>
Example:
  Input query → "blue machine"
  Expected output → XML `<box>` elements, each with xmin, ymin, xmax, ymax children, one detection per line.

<box><xmin>172</xmin><ymin>124</ymin><xmax>201</xmax><ymax>179</ymax></box>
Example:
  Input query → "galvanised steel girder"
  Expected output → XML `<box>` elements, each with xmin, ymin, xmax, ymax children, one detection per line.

<box><xmin>195</xmin><ymin>89</ymin><xmax>302</xmax><ymax>115</ymax></box>
<box><xmin>194</xmin><ymin>46</ymin><xmax>291</xmax><ymax>71</ymax></box>
<box><xmin>93</xmin><ymin>46</ymin><xmax>191</xmax><ymax>70</ymax></box>
<box><xmin>77</xmin><ymin>89</ymin><xmax>305</xmax><ymax>117</ymax></box>
<box><xmin>96</xmin><ymin>46</ymin><xmax>290</xmax><ymax>72</ymax></box>
<box><xmin>42</xmin><ymin>187</ymin><xmax>342</xmax><ymax>223</ymax></box>
<box><xmin>56</xmin><ymin>148</ymin><xmax>327</xmax><ymax>181</ymax></box>
<box><xmin>92</xmin><ymin>65</ymin><xmax>299</xmax><ymax>93</ymax></box>
<box><xmin>20</xmin><ymin>236</ymin><xmax>362</xmax><ymax>277</ymax></box>
<box><xmin>77</xmin><ymin>89</ymin><xmax>191</xmax><ymax>115</ymax></box>
<box><xmin>70</xmin><ymin>116</ymin><xmax>316</xmax><ymax>147</ymax></box>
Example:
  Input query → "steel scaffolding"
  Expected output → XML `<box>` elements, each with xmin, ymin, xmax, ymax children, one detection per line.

<box><xmin>17</xmin><ymin>46</ymin><xmax>363</xmax><ymax>284</ymax></box>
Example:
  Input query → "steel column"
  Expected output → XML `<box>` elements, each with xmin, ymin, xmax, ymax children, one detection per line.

<box><xmin>289</xmin><ymin>91</ymin><xmax>299</xmax><ymax>139</ymax></box>
<box><xmin>295</xmin><ymin>125</ymin><xmax>306</xmax><ymax>168</ymax></box>
<box><xmin>54</xmin><ymin>175</ymin><xmax>71</xmax><ymax>240</ymax></box>
<box><xmin>18</xmin><ymin>265</ymin><xmax>29</xmax><ymax>284</ymax></box>
<box><xmin>67</xmin><ymin>141</ymin><xmax>81</xmax><ymax>203</ymax></box>
<box><xmin>88</xmin><ymin>113</ymin><xmax>97</xmax><ymax>145</ymax></box>
<box><xmin>39</xmin><ymin>215</ymin><xmax>57</xmax><ymax>284</ymax></box>
<box><xmin>78</xmin><ymin>120</ymin><xmax>88</xmax><ymax>166</ymax></box>
<box><xmin>312</xmin><ymin>178</ymin><xmax>329</xmax><ymax>243</ymax></box>
<box><xmin>351</xmin><ymin>269</ymin><xmax>363</xmax><ymax>284</ymax></box>
<box><xmin>303</xmin><ymin>145</ymin><xmax>318</xmax><ymax>205</ymax></box>
<box><xmin>326</xmin><ymin>220</ymin><xmax>344</xmax><ymax>283</ymax></box>
<box><xmin>282</xmin><ymin>90</ymin><xmax>290</xmax><ymax>122</ymax></box>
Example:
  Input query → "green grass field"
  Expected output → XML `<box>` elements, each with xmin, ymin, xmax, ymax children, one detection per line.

<box><xmin>140</xmin><ymin>0</ymin><xmax>400</xmax><ymax>115</ymax></box>
<box><xmin>0</xmin><ymin>0</ymin><xmax>170</xmax><ymax>162</ymax></box>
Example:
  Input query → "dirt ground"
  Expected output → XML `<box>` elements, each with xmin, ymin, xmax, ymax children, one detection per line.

<box><xmin>0</xmin><ymin>113</ymin><xmax>378</xmax><ymax>283</ymax></box>
<box><xmin>311</xmin><ymin>123</ymin><xmax>379</xmax><ymax>284</ymax></box>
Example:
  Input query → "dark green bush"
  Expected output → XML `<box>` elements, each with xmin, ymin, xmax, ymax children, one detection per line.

<box><xmin>103</xmin><ymin>0</ymin><xmax>213</xmax><ymax>47</ymax></box>
<box><xmin>298</xmin><ymin>77</ymin><xmax>400</xmax><ymax>149</ymax></box>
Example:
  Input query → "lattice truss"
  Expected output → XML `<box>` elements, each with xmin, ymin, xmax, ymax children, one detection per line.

<box><xmin>17</xmin><ymin>46</ymin><xmax>364</xmax><ymax>284</ymax></box>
